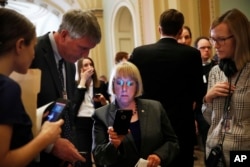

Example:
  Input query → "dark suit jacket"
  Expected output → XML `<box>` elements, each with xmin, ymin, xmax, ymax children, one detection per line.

<box><xmin>129</xmin><ymin>38</ymin><xmax>204</xmax><ymax>167</ymax></box>
<box><xmin>92</xmin><ymin>98</ymin><xmax>179</xmax><ymax>167</ymax></box>
<box><xmin>71</xmin><ymin>80</ymin><xmax>110</xmax><ymax>118</ymax></box>
<box><xmin>31</xmin><ymin>33</ymin><xmax>76</xmax><ymax>107</ymax></box>
<box><xmin>30</xmin><ymin>33</ymin><xmax>76</xmax><ymax>166</ymax></box>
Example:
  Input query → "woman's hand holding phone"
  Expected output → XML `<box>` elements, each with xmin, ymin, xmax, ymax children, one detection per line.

<box><xmin>93</xmin><ymin>93</ymin><xmax>108</xmax><ymax>105</ymax></box>
<box><xmin>39</xmin><ymin>119</ymin><xmax>64</xmax><ymax>145</ymax></box>
<box><xmin>107</xmin><ymin>127</ymin><xmax>126</xmax><ymax>148</ymax></box>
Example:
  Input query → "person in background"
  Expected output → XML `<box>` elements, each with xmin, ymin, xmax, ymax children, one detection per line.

<box><xmin>30</xmin><ymin>9</ymin><xmax>101</xmax><ymax>167</ymax></box>
<box><xmin>92</xmin><ymin>61</ymin><xmax>179</xmax><ymax>167</ymax></box>
<box><xmin>177</xmin><ymin>25</ymin><xmax>200</xmax><ymax>161</ymax></box>
<box><xmin>115</xmin><ymin>51</ymin><xmax>129</xmax><ymax>64</ymax></box>
<box><xmin>129</xmin><ymin>9</ymin><xmax>204</xmax><ymax>167</ymax></box>
<box><xmin>193</xmin><ymin>36</ymin><xmax>217</xmax><ymax>158</ymax></box>
<box><xmin>99</xmin><ymin>74</ymin><xmax>109</xmax><ymax>99</ymax></box>
<box><xmin>73</xmin><ymin>57</ymin><xmax>110</xmax><ymax>167</ymax></box>
<box><xmin>177</xmin><ymin>25</ymin><xmax>192</xmax><ymax>46</ymax></box>
<box><xmin>99</xmin><ymin>75</ymin><xmax>108</xmax><ymax>85</ymax></box>
<box><xmin>0</xmin><ymin>8</ymin><xmax>64</xmax><ymax>167</ymax></box>
<box><xmin>202</xmin><ymin>8</ymin><xmax>250</xmax><ymax>167</ymax></box>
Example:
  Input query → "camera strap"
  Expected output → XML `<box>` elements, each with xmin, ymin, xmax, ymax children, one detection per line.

<box><xmin>219</xmin><ymin>67</ymin><xmax>243</xmax><ymax>145</ymax></box>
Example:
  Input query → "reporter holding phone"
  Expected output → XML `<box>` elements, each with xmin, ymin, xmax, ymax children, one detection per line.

<box><xmin>0</xmin><ymin>8</ymin><xmax>64</xmax><ymax>167</ymax></box>
<box><xmin>92</xmin><ymin>61</ymin><xmax>179</xmax><ymax>167</ymax></box>
<box><xmin>73</xmin><ymin>57</ymin><xmax>110</xmax><ymax>167</ymax></box>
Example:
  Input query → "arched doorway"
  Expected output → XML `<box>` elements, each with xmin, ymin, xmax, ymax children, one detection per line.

<box><xmin>114</xmin><ymin>6</ymin><xmax>134</xmax><ymax>55</ymax></box>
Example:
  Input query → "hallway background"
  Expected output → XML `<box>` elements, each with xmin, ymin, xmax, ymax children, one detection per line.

<box><xmin>4</xmin><ymin>0</ymin><xmax>250</xmax><ymax>80</ymax></box>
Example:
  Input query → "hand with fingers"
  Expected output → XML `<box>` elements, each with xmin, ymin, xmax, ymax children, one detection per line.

<box><xmin>204</xmin><ymin>81</ymin><xmax>235</xmax><ymax>103</ymax></box>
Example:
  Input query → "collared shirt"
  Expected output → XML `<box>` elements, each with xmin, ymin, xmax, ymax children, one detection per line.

<box><xmin>48</xmin><ymin>32</ymin><xmax>66</xmax><ymax>91</ymax></box>
<box><xmin>160</xmin><ymin>35</ymin><xmax>177</xmax><ymax>40</ymax></box>
<box><xmin>202</xmin><ymin>59</ymin><xmax>212</xmax><ymax>66</ymax></box>
<box><xmin>77</xmin><ymin>80</ymin><xmax>95</xmax><ymax>117</ymax></box>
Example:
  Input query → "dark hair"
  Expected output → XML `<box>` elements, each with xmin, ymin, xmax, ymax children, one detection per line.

<box><xmin>159</xmin><ymin>9</ymin><xmax>184</xmax><ymax>36</ymax></box>
<box><xmin>77</xmin><ymin>57</ymin><xmax>100</xmax><ymax>88</ymax></box>
<box><xmin>193</xmin><ymin>36</ymin><xmax>210</xmax><ymax>48</ymax></box>
<box><xmin>115</xmin><ymin>51</ymin><xmax>129</xmax><ymax>64</ymax></box>
<box><xmin>0</xmin><ymin>8</ymin><xmax>36</xmax><ymax>56</ymax></box>
<box><xmin>183</xmin><ymin>25</ymin><xmax>192</xmax><ymax>38</ymax></box>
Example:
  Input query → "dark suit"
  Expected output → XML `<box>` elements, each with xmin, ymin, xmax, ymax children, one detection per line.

<box><xmin>31</xmin><ymin>33</ymin><xmax>76</xmax><ymax>107</ymax></box>
<box><xmin>92</xmin><ymin>98</ymin><xmax>179</xmax><ymax>167</ymax></box>
<box><xmin>72</xmin><ymin>80</ymin><xmax>110</xmax><ymax>116</ymax></box>
<box><xmin>71</xmin><ymin>81</ymin><xmax>110</xmax><ymax>167</ymax></box>
<box><xmin>129</xmin><ymin>38</ymin><xmax>204</xmax><ymax>167</ymax></box>
<box><xmin>30</xmin><ymin>33</ymin><xmax>76</xmax><ymax>167</ymax></box>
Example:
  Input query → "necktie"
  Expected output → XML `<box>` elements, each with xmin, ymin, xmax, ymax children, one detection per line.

<box><xmin>58</xmin><ymin>59</ymin><xmax>72</xmax><ymax>140</ymax></box>
<box><xmin>58</xmin><ymin>59</ymin><xmax>64</xmax><ymax>91</ymax></box>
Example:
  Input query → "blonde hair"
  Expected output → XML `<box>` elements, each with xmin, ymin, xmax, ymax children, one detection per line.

<box><xmin>108</xmin><ymin>61</ymin><xmax>143</xmax><ymax>101</ymax></box>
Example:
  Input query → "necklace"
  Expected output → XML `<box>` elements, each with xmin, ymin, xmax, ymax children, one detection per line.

<box><xmin>116</xmin><ymin>101</ymin><xmax>138</xmax><ymax>115</ymax></box>
<box><xmin>133</xmin><ymin>101</ymin><xmax>138</xmax><ymax>115</ymax></box>
<box><xmin>133</xmin><ymin>110</ymin><xmax>137</xmax><ymax>115</ymax></box>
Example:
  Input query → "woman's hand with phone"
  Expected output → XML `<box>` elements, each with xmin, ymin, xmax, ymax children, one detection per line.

<box><xmin>39</xmin><ymin>119</ymin><xmax>64</xmax><ymax>145</ymax></box>
<box><xmin>107</xmin><ymin>126</ymin><xmax>126</xmax><ymax>148</ymax></box>
<box><xmin>93</xmin><ymin>93</ymin><xmax>108</xmax><ymax>105</ymax></box>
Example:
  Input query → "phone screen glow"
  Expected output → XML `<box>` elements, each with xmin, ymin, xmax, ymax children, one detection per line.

<box><xmin>47</xmin><ymin>102</ymin><xmax>65</xmax><ymax>121</ymax></box>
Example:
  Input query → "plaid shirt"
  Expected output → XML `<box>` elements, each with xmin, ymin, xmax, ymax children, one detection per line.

<box><xmin>202</xmin><ymin>63</ymin><xmax>250</xmax><ymax>167</ymax></box>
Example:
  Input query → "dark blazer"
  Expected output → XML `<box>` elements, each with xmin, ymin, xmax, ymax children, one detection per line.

<box><xmin>30</xmin><ymin>33</ymin><xmax>76</xmax><ymax>107</ymax></box>
<box><xmin>72</xmin><ymin>80</ymin><xmax>110</xmax><ymax>118</ymax></box>
<box><xmin>129</xmin><ymin>38</ymin><xmax>204</xmax><ymax>167</ymax></box>
<box><xmin>92</xmin><ymin>98</ymin><xmax>179</xmax><ymax>167</ymax></box>
<box><xmin>30</xmin><ymin>33</ymin><xmax>76</xmax><ymax>167</ymax></box>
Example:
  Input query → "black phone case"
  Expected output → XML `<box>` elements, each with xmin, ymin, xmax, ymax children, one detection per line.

<box><xmin>45</xmin><ymin>98</ymin><xmax>69</xmax><ymax>122</ymax></box>
<box><xmin>113</xmin><ymin>109</ymin><xmax>133</xmax><ymax>135</ymax></box>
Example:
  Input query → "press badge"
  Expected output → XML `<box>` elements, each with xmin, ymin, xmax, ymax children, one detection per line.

<box><xmin>222</xmin><ymin>116</ymin><xmax>234</xmax><ymax>133</ymax></box>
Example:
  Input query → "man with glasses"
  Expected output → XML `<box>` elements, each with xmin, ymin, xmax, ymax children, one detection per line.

<box><xmin>193</xmin><ymin>36</ymin><xmax>217</xmax><ymax>162</ymax></box>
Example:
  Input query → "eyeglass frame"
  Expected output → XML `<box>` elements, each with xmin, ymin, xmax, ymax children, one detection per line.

<box><xmin>198</xmin><ymin>46</ymin><xmax>212</xmax><ymax>50</ymax></box>
<box><xmin>209</xmin><ymin>35</ymin><xmax>233</xmax><ymax>46</ymax></box>
<box><xmin>113</xmin><ymin>79</ymin><xmax>136</xmax><ymax>87</ymax></box>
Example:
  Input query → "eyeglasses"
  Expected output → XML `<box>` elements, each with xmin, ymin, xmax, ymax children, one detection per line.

<box><xmin>209</xmin><ymin>35</ymin><xmax>233</xmax><ymax>46</ymax></box>
<box><xmin>199</xmin><ymin>46</ymin><xmax>212</xmax><ymax>50</ymax></box>
<box><xmin>114</xmin><ymin>79</ymin><xmax>135</xmax><ymax>87</ymax></box>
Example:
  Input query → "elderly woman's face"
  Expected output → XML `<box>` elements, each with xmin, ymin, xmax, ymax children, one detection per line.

<box><xmin>113</xmin><ymin>76</ymin><xmax>136</xmax><ymax>105</ymax></box>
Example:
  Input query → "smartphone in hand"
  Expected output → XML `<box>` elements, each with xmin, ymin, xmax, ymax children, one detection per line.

<box><xmin>46</xmin><ymin>98</ymin><xmax>68</xmax><ymax>122</ymax></box>
<box><xmin>113</xmin><ymin>109</ymin><xmax>133</xmax><ymax>135</ymax></box>
<box><xmin>94</xmin><ymin>93</ymin><xmax>101</xmax><ymax>98</ymax></box>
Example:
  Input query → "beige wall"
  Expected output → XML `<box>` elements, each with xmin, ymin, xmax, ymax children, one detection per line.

<box><xmin>9</xmin><ymin>0</ymin><xmax>250</xmax><ymax>78</ymax></box>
